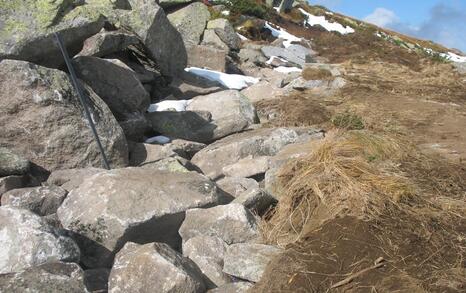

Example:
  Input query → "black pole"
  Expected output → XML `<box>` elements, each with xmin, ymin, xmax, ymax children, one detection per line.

<box><xmin>54</xmin><ymin>32</ymin><xmax>111</xmax><ymax>170</ymax></box>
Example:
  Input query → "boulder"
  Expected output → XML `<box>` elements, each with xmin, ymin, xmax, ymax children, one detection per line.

<box><xmin>169</xmin><ymin>77</ymin><xmax>224</xmax><ymax>99</ymax></box>
<box><xmin>83</xmin><ymin>268</ymin><xmax>110</xmax><ymax>293</ymax></box>
<box><xmin>206</xmin><ymin>19</ymin><xmax>242</xmax><ymax>51</ymax></box>
<box><xmin>191</xmin><ymin>128</ymin><xmax>300</xmax><ymax>179</ymax></box>
<box><xmin>240</xmin><ymin>80</ymin><xmax>285</xmax><ymax>103</ymax></box>
<box><xmin>0</xmin><ymin>262</ymin><xmax>88</xmax><ymax>293</ymax></box>
<box><xmin>1</xmin><ymin>185</ymin><xmax>67</xmax><ymax>216</ymax></box>
<box><xmin>216</xmin><ymin>177</ymin><xmax>260</xmax><ymax>198</ymax></box>
<box><xmin>222</xmin><ymin>156</ymin><xmax>270</xmax><ymax>178</ymax></box>
<box><xmin>183</xmin><ymin>236</ymin><xmax>232</xmax><ymax>288</ymax></box>
<box><xmin>0</xmin><ymin>60</ymin><xmax>128</xmax><ymax>172</ymax></box>
<box><xmin>57</xmin><ymin>168</ymin><xmax>223</xmax><ymax>268</ymax></box>
<box><xmin>0</xmin><ymin>1</ymin><xmax>104</xmax><ymax>68</ymax></box>
<box><xmin>238</xmin><ymin>48</ymin><xmax>268</xmax><ymax>65</ymax></box>
<box><xmin>186</xmin><ymin>45</ymin><xmax>228</xmax><ymax>72</ymax></box>
<box><xmin>0</xmin><ymin>175</ymin><xmax>39</xmax><ymax>197</ymax></box>
<box><xmin>179</xmin><ymin>203</ymin><xmax>259</xmax><ymax>245</ymax></box>
<box><xmin>140</xmin><ymin>156</ymin><xmax>191</xmax><ymax>173</ymax></box>
<box><xmin>129</xmin><ymin>143</ymin><xmax>178</xmax><ymax>166</ymax></box>
<box><xmin>0</xmin><ymin>148</ymin><xmax>30</xmax><ymax>177</ymax></box>
<box><xmin>232</xmin><ymin>188</ymin><xmax>277</xmax><ymax>215</ymax></box>
<box><xmin>261</xmin><ymin>45</ymin><xmax>315</xmax><ymax>68</ymax></box>
<box><xmin>170</xmin><ymin>139</ymin><xmax>207</xmax><ymax>159</ymax></box>
<box><xmin>47</xmin><ymin>168</ymin><xmax>105</xmax><ymax>192</ymax></box>
<box><xmin>118</xmin><ymin>113</ymin><xmax>152</xmax><ymax>141</ymax></box>
<box><xmin>168</xmin><ymin>2</ymin><xmax>211</xmax><ymax>47</ymax></box>
<box><xmin>208</xmin><ymin>282</ymin><xmax>253</xmax><ymax>293</ymax></box>
<box><xmin>159</xmin><ymin>0</ymin><xmax>192</xmax><ymax>8</ymax></box>
<box><xmin>77</xmin><ymin>30</ymin><xmax>140</xmax><ymax>57</ymax></box>
<box><xmin>0</xmin><ymin>207</ymin><xmax>80</xmax><ymax>274</ymax></box>
<box><xmin>121</xmin><ymin>0</ymin><xmax>187</xmax><ymax>76</ymax></box>
<box><xmin>73</xmin><ymin>56</ymin><xmax>150</xmax><ymax>121</ymax></box>
<box><xmin>109</xmin><ymin>242</ymin><xmax>206</xmax><ymax>293</ymax></box>
<box><xmin>202</xmin><ymin>30</ymin><xmax>229</xmax><ymax>51</ymax></box>
<box><xmin>453</xmin><ymin>62</ymin><xmax>466</xmax><ymax>74</ymax></box>
<box><xmin>223</xmin><ymin>243</ymin><xmax>282</xmax><ymax>282</ymax></box>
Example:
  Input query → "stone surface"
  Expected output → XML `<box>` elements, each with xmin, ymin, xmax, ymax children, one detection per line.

<box><xmin>191</xmin><ymin>128</ymin><xmax>300</xmax><ymax>179</ymax></box>
<box><xmin>0</xmin><ymin>60</ymin><xmax>128</xmax><ymax>172</ymax></box>
<box><xmin>240</xmin><ymin>80</ymin><xmax>285</xmax><ymax>103</ymax></box>
<box><xmin>73</xmin><ymin>56</ymin><xmax>150</xmax><ymax>121</ymax></box>
<box><xmin>168</xmin><ymin>3</ymin><xmax>211</xmax><ymax>47</ymax></box>
<box><xmin>222</xmin><ymin>156</ymin><xmax>270</xmax><ymax>178</ymax></box>
<box><xmin>0</xmin><ymin>148</ymin><xmax>30</xmax><ymax>177</ymax></box>
<box><xmin>109</xmin><ymin>242</ymin><xmax>206</xmax><ymax>293</ymax></box>
<box><xmin>159</xmin><ymin>0</ymin><xmax>192</xmax><ymax>8</ymax></box>
<box><xmin>223</xmin><ymin>243</ymin><xmax>282</xmax><ymax>282</ymax></box>
<box><xmin>169</xmin><ymin>77</ymin><xmax>224</xmax><ymax>99</ymax></box>
<box><xmin>232</xmin><ymin>188</ymin><xmax>277</xmax><ymax>215</ymax></box>
<box><xmin>0</xmin><ymin>175</ymin><xmax>39</xmax><ymax>197</ymax></box>
<box><xmin>140</xmin><ymin>156</ymin><xmax>191</xmax><ymax>173</ymax></box>
<box><xmin>183</xmin><ymin>236</ymin><xmax>232</xmax><ymax>288</ymax></box>
<box><xmin>1</xmin><ymin>185</ymin><xmax>68</xmax><ymax>216</ymax></box>
<box><xmin>208</xmin><ymin>282</ymin><xmax>253</xmax><ymax>293</ymax></box>
<box><xmin>238</xmin><ymin>48</ymin><xmax>268</xmax><ymax>65</ymax></box>
<box><xmin>261</xmin><ymin>45</ymin><xmax>315</xmax><ymax>68</ymax></box>
<box><xmin>216</xmin><ymin>177</ymin><xmax>260</xmax><ymax>198</ymax></box>
<box><xmin>202</xmin><ymin>30</ymin><xmax>229</xmax><ymax>51</ymax></box>
<box><xmin>206</xmin><ymin>19</ymin><xmax>242</xmax><ymax>51</ymax></box>
<box><xmin>0</xmin><ymin>1</ymin><xmax>105</xmax><ymax>68</ymax></box>
<box><xmin>0</xmin><ymin>207</ymin><xmax>80</xmax><ymax>274</ymax></box>
<box><xmin>118</xmin><ymin>113</ymin><xmax>152</xmax><ymax>141</ymax></box>
<box><xmin>0</xmin><ymin>262</ymin><xmax>88</xmax><ymax>293</ymax></box>
<box><xmin>121</xmin><ymin>0</ymin><xmax>187</xmax><ymax>76</ymax></box>
<box><xmin>77</xmin><ymin>29</ymin><xmax>140</xmax><ymax>57</ymax></box>
<box><xmin>57</xmin><ymin>168</ymin><xmax>223</xmax><ymax>268</ymax></box>
<box><xmin>186</xmin><ymin>45</ymin><xmax>228</xmax><ymax>72</ymax></box>
<box><xmin>83</xmin><ymin>268</ymin><xmax>110</xmax><ymax>293</ymax></box>
<box><xmin>47</xmin><ymin>168</ymin><xmax>105</xmax><ymax>192</ymax></box>
<box><xmin>453</xmin><ymin>62</ymin><xmax>466</xmax><ymax>74</ymax></box>
<box><xmin>179</xmin><ymin>203</ymin><xmax>259</xmax><ymax>245</ymax></box>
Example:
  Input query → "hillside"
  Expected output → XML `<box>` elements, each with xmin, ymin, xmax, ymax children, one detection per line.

<box><xmin>0</xmin><ymin>0</ymin><xmax>465</xmax><ymax>292</ymax></box>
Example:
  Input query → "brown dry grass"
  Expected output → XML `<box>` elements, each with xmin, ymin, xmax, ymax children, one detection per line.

<box><xmin>301</xmin><ymin>67</ymin><xmax>333</xmax><ymax>80</ymax></box>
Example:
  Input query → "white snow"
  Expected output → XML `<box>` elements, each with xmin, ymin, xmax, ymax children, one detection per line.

<box><xmin>184</xmin><ymin>67</ymin><xmax>259</xmax><ymax>90</ymax></box>
<box><xmin>299</xmin><ymin>8</ymin><xmax>355</xmax><ymax>34</ymax></box>
<box><xmin>325</xmin><ymin>11</ymin><xmax>334</xmax><ymax>15</ymax></box>
<box><xmin>274</xmin><ymin>66</ymin><xmax>302</xmax><ymax>73</ymax></box>
<box><xmin>264</xmin><ymin>22</ymin><xmax>302</xmax><ymax>48</ymax></box>
<box><xmin>221</xmin><ymin>10</ymin><xmax>230</xmax><ymax>16</ymax></box>
<box><xmin>237</xmin><ymin>33</ymin><xmax>248</xmax><ymax>41</ymax></box>
<box><xmin>266</xmin><ymin>56</ymin><xmax>288</xmax><ymax>65</ymax></box>
<box><xmin>147</xmin><ymin>100</ymin><xmax>191</xmax><ymax>112</ymax></box>
<box><xmin>145</xmin><ymin>136</ymin><xmax>171</xmax><ymax>145</ymax></box>
<box><xmin>441</xmin><ymin>52</ymin><xmax>466</xmax><ymax>63</ymax></box>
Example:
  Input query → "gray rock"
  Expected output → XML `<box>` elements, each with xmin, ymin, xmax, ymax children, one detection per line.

<box><xmin>207</xmin><ymin>19</ymin><xmax>241</xmax><ymax>51</ymax></box>
<box><xmin>169</xmin><ymin>77</ymin><xmax>224</xmax><ymax>99</ymax></box>
<box><xmin>170</xmin><ymin>139</ymin><xmax>207</xmax><ymax>159</ymax></box>
<box><xmin>183</xmin><ymin>236</ymin><xmax>232</xmax><ymax>288</ymax></box>
<box><xmin>232</xmin><ymin>188</ymin><xmax>277</xmax><ymax>214</ymax></box>
<box><xmin>0</xmin><ymin>1</ymin><xmax>105</xmax><ymax>68</ymax></box>
<box><xmin>191</xmin><ymin>128</ymin><xmax>299</xmax><ymax>180</ymax></box>
<box><xmin>47</xmin><ymin>168</ymin><xmax>105</xmax><ymax>192</ymax></box>
<box><xmin>118</xmin><ymin>113</ymin><xmax>152</xmax><ymax>141</ymax></box>
<box><xmin>216</xmin><ymin>177</ymin><xmax>260</xmax><ymax>198</ymax></box>
<box><xmin>159</xmin><ymin>0</ymin><xmax>193</xmax><ymax>8</ymax></box>
<box><xmin>284</xmin><ymin>77</ymin><xmax>327</xmax><ymax>91</ymax></box>
<box><xmin>57</xmin><ymin>168</ymin><xmax>223</xmax><ymax>268</ymax></box>
<box><xmin>1</xmin><ymin>185</ymin><xmax>68</xmax><ymax>216</ymax></box>
<box><xmin>222</xmin><ymin>156</ymin><xmax>270</xmax><ymax>178</ymax></box>
<box><xmin>0</xmin><ymin>175</ymin><xmax>39</xmax><ymax>197</ymax></box>
<box><xmin>83</xmin><ymin>268</ymin><xmax>110</xmax><ymax>293</ymax></box>
<box><xmin>0</xmin><ymin>262</ymin><xmax>88</xmax><ymax>293</ymax></box>
<box><xmin>129</xmin><ymin>142</ymin><xmax>178</xmax><ymax>166</ymax></box>
<box><xmin>208</xmin><ymin>282</ymin><xmax>253</xmax><ymax>293</ymax></box>
<box><xmin>261</xmin><ymin>45</ymin><xmax>315</xmax><ymax>68</ymax></box>
<box><xmin>238</xmin><ymin>48</ymin><xmax>267</xmax><ymax>65</ymax></box>
<box><xmin>77</xmin><ymin>29</ymin><xmax>140</xmax><ymax>57</ymax></box>
<box><xmin>109</xmin><ymin>242</ymin><xmax>206</xmax><ymax>293</ymax></box>
<box><xmin>179</xmin><ymin>203</ymin><xmax>259</xmax><ymax>245</ymax></box>
<box><xmin>0</xmin><ymin>207</ymin><xmax>80</xmax><ymax>274</ymax></box>
<box><xmin>202</xmin><ymin>30</ymin><xmax>230</xmax><ymax>51</ymax></box>
<box><xmin>73</xmin><ymin>56</ymin><xmax>150</xmax><ymax>121</ymax></box>
<box><xmin>0</xmin><ymin>148</ymin><xmax>30</xmax><ymax>177</ymax></box>
<box><xmin>186</xmin><ymin>45</ymin><xmax>228</xmax><ymax>72</ymax></box>
<box><xmin>168</xmin><ymin>3</ymin><xmax>211</xmax><ymax>47</ymax></box>
<box><xmin>140</xmin><ymin>156</ymin><xmax>191</xmax><ymax>173</ymax></box>
<box><xmin>121</xmin><ymin>0</ymin><xmax>187</xmax><ymax>76</ymax></box>
<box><xmin>240</xmin><ymin>80</ymin><xmax>285</xmax><ymax>103</ymax></box>
<box><xmin>0</xmin><ymin>60</ymin><xmax>128</xmax><ymax>172</ymax></box>
<box><xmin>223</xmin><ymin>243</ymin><xmax>282</xmax><ymax>282</ymax></box>
<box><xmin>453</xmin><ymin>62</ymin><xmax>466</xmax><ymax>74</ymax></box>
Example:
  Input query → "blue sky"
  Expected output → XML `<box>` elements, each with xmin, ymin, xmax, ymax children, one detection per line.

<box><xmin>309</xmin><ymin>0</ymin><xmax>466</xmax><ymax>52</ymax></box>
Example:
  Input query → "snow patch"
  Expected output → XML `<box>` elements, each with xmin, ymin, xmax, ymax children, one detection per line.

<box><xmin>264</xmin><ymin>22</ymin><xmax>302</xmax><ymax>48</ymax></box>
<box><xmin>441</xmin><ymin>52</ymin><xmax>466</xmax><ymax>63</ymax></box>
<box><xmin>299</xmin><ymin>8</ymin><xmax>354</xmax><ymax>34</ymax></box>
<box><xmin>274</xmin><ymin>66</ymin><xmax>302</xmax><ymax>73</ymax></box>
<box><xmin>266</xmin><ymin>56</ymin><xmax>288</xmax><ymax>65</ymax></box>
<box><xmin>185</xmin><ymin>67</ymin><xmax>259</xmax><ymax>90</ymax></box>
<box><xmin>145</xmin><ymin>136</ymin><xmax>171</xmax><ymax>145</ymax></box>
<box><xmin>147</xmin><ymin>100</ymin><xmax>191</xmax><ymax>112</ymax></box>
<box><xmin>221</xmin><ymin>10</ymin><xmax>230</xmax><ymax>16</ymax></box>
<box><xmin>237</xmin><ymin>33</ymin><xmax>248</xmax><ymax>41</ymax></box>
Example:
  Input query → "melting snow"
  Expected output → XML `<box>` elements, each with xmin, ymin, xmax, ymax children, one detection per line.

<box><xmin>237</xmin><ymin>33</ymin><xmax>248</xmax><ymax>41</ymax></box>
<box><xmin>185</xmin><ymin>67</ymin><xmax>259</xmax><ymax>90</ymax></box>
<box><xmin>147</xmin><ymin>100</ymin><xmax>191</xmax><ymax>112</ymax></box>
<box><xmin>221</xmin><ymin>10</ymin><xmax>230</xmax><ymax>16</ymax></box>
<box><xmin>264</xmin><ymin>22</ymin><xmax>302</xmax><ymax>48</ymax></box>
<box><xmin>266</xmin><ymin>56</ymin><xmax>288</xmax><ymax>65</ymax></box>
<box><xmin>274</xmin><ymin>66</ymin><xmax>302</xmax><ymax>73</ymax></box>
<box><xmin>145</xmin><ymin>136</ymin><xmax>171</xmax><ymax>145</ymax></box>
<box><xmin>441</xmin><ymin>52</ymin><xmax>466</xmax><ymax>63</ymax></box>
<box><xmin>299</xmin><ymin>8</ymin><xmax>354</xmax><ymax>34</ymax></box>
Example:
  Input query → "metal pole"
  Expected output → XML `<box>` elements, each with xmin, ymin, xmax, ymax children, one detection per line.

<box><xmin>54</xmin><ymin>32</ymin><xmax>111</xmax><ymax>170</ymax></box>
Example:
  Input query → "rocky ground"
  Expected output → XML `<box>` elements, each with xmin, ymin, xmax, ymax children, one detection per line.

<box><xmin>1</xmin><ymin>0</ymin><xmax>465</xmax><ymax>292</ymax></box>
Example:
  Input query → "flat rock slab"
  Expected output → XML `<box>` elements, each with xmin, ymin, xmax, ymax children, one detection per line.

<box><xmin>109</xmin><ymin>242</ymin><xmax>206</xmax><ymax>293</ymax></box>
<box><xmin>0</xmin><ymin>207</ymin><xmax>80</xmax><ymax>274</ymax></box>
<box><xmin>168</xmin><ymin>2</ymin><xmax>211</xmax><ymax>47</ymax></box>
<box><xmin>77</xmin><ymin>29</ymin><xmax>140</xmax><ymax>57</ymax></box>
<box><xmin>216</xmin><ymin>177</ymin><xmax>260</xmax><ymax>198</ymax></box>
<box><xmin>208</xmin><ymin>282</ymin><xmax>253</xmax><ymax>293</ymax></box>
<box><xmin>47</xmin><ymin>168</ymin><xmax>105</xmax><ymax>192</ymax></box>
<box><xmin>179</xmin><ymin>203</ymin><xmax>259</xmax><ymax>245</ymax></box>
<box><xmin>232</xmin><ymin>188</ymin><xmax>277</xmax><ymax>215</ymax></box>
<box><xmin>223</xmin><ymin>243</ymin><xmax>283</xmax><ymax>282</ymax></box>
<box><xmin>57</xmin><ymin>168</ymin><xmax>222</xmax><ymax>268</ymax></box>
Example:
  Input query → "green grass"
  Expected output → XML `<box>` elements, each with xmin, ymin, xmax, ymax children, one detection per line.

<box><xmin>332</xmin><ymin>112</ymin><xmax>365</xmax><ymax>130</ymax></box>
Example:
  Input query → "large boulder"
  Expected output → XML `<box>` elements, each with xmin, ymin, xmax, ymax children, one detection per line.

<box><xmin>191</xmin><ymin>128</ymin><xmax>300</xmax><ymax>180</ymax></box>
<box><xmin>0</xmin><ymin>175</ymin><xmax>39</xmax><ymax>197</ymax></box>
<box><xmin>109</xmin><ymin>242</ymin><xmax>206</xmax><ymax>293</ymax></box>
<box><xmin>159</xmin><ymin>0</ymin><xmax>192</xmax><ymax>8</ymax></box>
<box><xmin>0</xmin><ymin>207</ymin><xmax>80</xmax><ymax>274</ymax></box>
<box><xmin>0</xmin><ymin>262</ymin><xmax>88</xmax><ymax>293</ymax></box>
<box><xmin>1</xmin><ymin>185</ymin><xmax>67</xmax><ymax>216</ymax></box>
<box><xmin>179</xmin><ymin>203</ymin><xmax>259</xmax><ymax>245</ymax></box>
<box><xmin>216</xmin><ymin>177</ymin><xmax>260</xmax><ymax>198</ymax></box>
<box><xmin>83</xmin><ymin>268</ymin><xmax>110</xmax><ymax>293</ymax></box>
<box><xmin>206</xmin><ymin>19</ymin><xmax>242</xmax><ymax>51</ymax></box>
<box><xmin>0</xmin><ymin>60</ymin><xmax>128</xmax><ymax>172</ymax></box>
<box><xmin>223</xmin><ymin>243</ymin><xmax>282</xmax><ymax>282</ymax></box>
<box><xmin>208</xmin><ymin>282</ymin><xmax>253</xmax><ymax>293</ymax></box>
<box><xmin>57</xmin><ymin>168</ymin><xmax>223</xmax><ymax>268</ymax></box>
<box><xmin>168</xmin><ymin>2</ymin><xmax>211</xmax><ymax>47</ymax></box>
<box><xmin>261</xmin><ymin>45</ymin><xmax>315</xmax><ymax>68</ymax></box>
<box><xmin>186</xmin><ymin>45</ymin><xmax>228</xmax><ymax>72</ymax></box>
<box><xmin>120</xmin><ymin>0</ymin><xmax>187</xmax><ymax>76</ymax></box>
<box><xmin>183</xmin><ymin>236</ymin><xmax>232</xmax><ymax>288</ymax></box>
<box><xmin>47</xmin><ymin>168</ymin><xmax>105</xmax><ymax>192</ymax></box>
<box><xmin>77</xmin><ymin>29</ymin><xmax>140</xmax><ymax>57</ymax></box>
<box><xmin>73</xmin><ymin>56</ymin><xmax>150</xmax><ymax>121</ymax></box>
<box><xmin>0</xmin><ymin>147</ymin><xmax>30</xmax><ymax>177</ymax></box>
<box><xmin>0</xmin><ymin>1</ymin><xmax>105</xmax><ymax>68</ymax></box>
<box><xmin>232</xmin><ymin>188</ymin><xmax>277</xmax><ymax>215</ymax></box>
<box><xmin>202</xmin><ymin>29</ymin><xmax>229</xmax><ymax>51</ymax></box>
